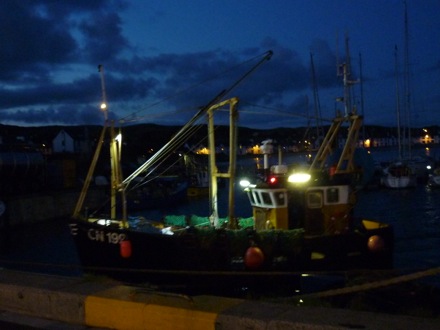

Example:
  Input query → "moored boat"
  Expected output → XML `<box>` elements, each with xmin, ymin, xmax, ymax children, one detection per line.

<box><xmin>241</xmin><ymin>112</ymin><xmax>393</xmax><ymax>270</ymax></box>
<box><xmin>69</xmin><ymin>55</ymin><xmax>393</xmax><ymax>293</ymax></box>
<box><xmin>381</xmin><ymin>161</ymin><xmax>417</xmax><ymax>189</ymax></box>
<box><xmin>185</xmin><ymin>155</ymin><xmax>210</xmax><ymax>197</ymax></box>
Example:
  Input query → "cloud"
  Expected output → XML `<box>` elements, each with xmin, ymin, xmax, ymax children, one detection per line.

<box><xmin>0</xmin><ymin>104</ymin><xmax>104</xmax><ymax>125</ymax></box>
<box><xmin>0</xmin><ymin>1</ymin><xmax>77</xmax><ymax>81</ymax></box>
<box><xmin>309</xmin><ymin>39</ymin><xmax>338</xmax><ymax>88</ymax></box>
<box><xmin>77</xmin><ymin>12</ymin><xmax>130</xmax><ymax>63</ymax></box>
<box><xmin>0</xmin><ymin>0</ymin><xmax>128</xmax><ymax>81</ymax></box>
<box><xmin>0</xmin><ymin>0</ymin><xmax>341</xmax><ymax>128</ymax></box>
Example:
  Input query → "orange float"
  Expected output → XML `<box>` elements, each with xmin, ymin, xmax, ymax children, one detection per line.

<box><xmin>120</xmin><ymin>240</ymin><xmax>132</xmax><ymax>258</ymax></box>
<box><xmin>367</xmin><ymin>235</ymin><xmax>385</xmax><ymax>253</ymax></box>
<box><xmin>244</xmin><ymin>246</ymin><xmax>265</xmax><ymax>269</ymax></box>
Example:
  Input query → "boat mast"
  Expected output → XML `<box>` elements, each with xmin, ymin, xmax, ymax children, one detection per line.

<box><xmin>99</xmin><ymin>65</ymin><xmax>108</xmax><ymax>121</ymax></box>
<box><xmin>311</xmin><ymin>34</ymin><xmax>362</xmax><ymax>174</ymax></box>
<box><xmin>395</xmin><ymin>46</ymin><xmax>403</xmax><ymax>161</ymax></box>
<box><xmin>336</xmin><ymin>33</ymin><xmax>357</xmax><ymax>116</ymax></box>
<box><xmin>109</xmin><ymin>125</ymin><xmax>127</xmax><ymax>225</ymax></box>
<box><xmin>359</xmin><ymin>52</ymin><xmax>366</xmax><ymax>145</ymax></box>
<box><xmin>403</xmin><ymin>0</ymin><xmax>412</xmax><ymax>159</ymax></box>
<box><xmin>72</xmin><ymin>124</ymin><xmax>107</xmax><ymax>218</ymax></box>
<box><xmin>207</xmin><ymin>98</ymin><xmax>239</xmax><ymax>229</ymax></box>
<box><xmin>73</xmin><ymin>65</ymin><xmax>109</xmax><ymax>219</ymax></box>
<box><xmin>310</xmin><ymin>53</ymin><xmax>323</xmax><ymax>146</ymax></box>
<box><xmin>341</xmin><ymin>34</ymin><xmax>356</xmax><ymax>116</ymax></box>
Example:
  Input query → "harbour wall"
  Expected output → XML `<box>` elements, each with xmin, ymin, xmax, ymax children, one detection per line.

<box><xmin>3</xmin><ymin>188</ymin><xmax>106</xmax><ymax>226</ymax></box>
<box><xmin>0</xmin><ymin>269</ymin><xmax>438</xmax><ymax>330</ymax></box>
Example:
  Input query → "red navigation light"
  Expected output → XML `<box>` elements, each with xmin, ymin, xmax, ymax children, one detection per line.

<box><xmin>269</xmin><ymin>176</ymin><xmax>277</xmax><ymax>184</ymax></box>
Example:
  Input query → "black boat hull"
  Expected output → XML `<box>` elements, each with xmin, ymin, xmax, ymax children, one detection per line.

<box><xmin>69</xmin><ymin>218</ymin><xmax>394</xmax><ymax>293</ymax></box>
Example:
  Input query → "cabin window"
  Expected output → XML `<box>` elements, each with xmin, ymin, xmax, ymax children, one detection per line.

<box><xmin>261</xmin><ymin>192</ymin><xmax>273</xmax><ymax>205</ymax></box>
<box><xmin>326</xmin><ymin>188</ymin><xmax>339</xmax><ymax>203</ymax></box>
<box><xmin>307</xmin><ymin>191</ymin><xmax>323</xmax><ymax>209</ymax></box>
<box><xmin>254</xmin><ymin>192</ymin><xmax>261</xmax><ymax>204</ymax></box>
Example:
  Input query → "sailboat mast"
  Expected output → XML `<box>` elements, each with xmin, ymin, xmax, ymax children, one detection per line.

<box><xmin>359</xmin><ymin>52</ymin><xmax>366</xmax><ymax>145</ymax></box>
<box><xmin>395</xmin><ymin>46</ymin><xmax>403</xmax><ymax>160</ymax></box>
<box><xmin>403</xmin><ymin>0</ymin><xmax>412</xmax><ymax>159</ymax></box>
<box><xmin>310</xmin><ymin>53</ymin><xmax>322</xmax><ymax>144</ymax></box>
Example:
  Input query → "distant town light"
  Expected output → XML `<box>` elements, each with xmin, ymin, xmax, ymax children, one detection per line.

<box><xmin>364</xmin><ymin>138</ymin><xmax>371</xmax><ymax>148</ymax></box>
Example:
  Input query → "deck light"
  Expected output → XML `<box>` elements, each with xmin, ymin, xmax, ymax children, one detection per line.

<box><xmin>240</xmin><ymin>179</ymin><xmax>256</xmax><ymax>187</ymax></box>
<box><xmin>239</xmin><ymin>179</ymin><xmax>256</xmax><ymax>190</ymax></box>
<box><xmin>239</xmin><ymin>179</ymin><xmax>251</xmax><ymax>187</ymax></box>
<box><xmin>288</xmin><ymin>173</ymin><xmax>311</xmax><ymax>183</ymax></box>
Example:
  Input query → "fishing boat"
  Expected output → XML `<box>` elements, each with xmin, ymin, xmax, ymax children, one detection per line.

<box><xmin>243</xmin><ymin>110</ymin><xmax>393</xmax><ymax>259</ymax></box>
<box><xmin>69</xmin><ymin>55</ymin><xmax>393</xmax><ymax>293</ymax></box>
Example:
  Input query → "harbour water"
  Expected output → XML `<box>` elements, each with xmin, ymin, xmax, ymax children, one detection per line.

<box><xmin>0</xmin><ymin>146</ymin><xmax>439</xmax><ymax>289</ymax></box>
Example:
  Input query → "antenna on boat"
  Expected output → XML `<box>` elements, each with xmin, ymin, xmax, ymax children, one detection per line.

<box><xmin>336</xmin><ymin>33</ymin><xmax>359</xmax><ymax>117</ymax></box>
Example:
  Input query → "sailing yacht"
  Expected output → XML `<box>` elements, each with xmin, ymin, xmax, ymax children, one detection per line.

<box><xmin>381</xmin><ymin>10</ymin><xmax>417</xmax><ymax>190</ymax></box>
<box><xmin>381</xmin><ymin>161</ymin><xmax>416</xmax><ymax>189</ymax></box>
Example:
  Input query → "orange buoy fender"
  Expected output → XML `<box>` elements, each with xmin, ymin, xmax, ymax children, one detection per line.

<box><xmin>120</xmin><ymin>240</ymin><xmax>132</xmax><ymax>258</ymax></box>
<box><xmin>367</xmin><ymin>235</ymin><xmax>385</xmax><ymax>253</ymax></box>
<box><xmin>244</xmin><ymin>246</ymin><xmax>265</xmax><ymax>269</ymax></box>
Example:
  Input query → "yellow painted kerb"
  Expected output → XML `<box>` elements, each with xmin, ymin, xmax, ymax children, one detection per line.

<box><xmin>85</xmin><ymin>295</ymin><xmax>241</xmax><ymax>330</ymax></box>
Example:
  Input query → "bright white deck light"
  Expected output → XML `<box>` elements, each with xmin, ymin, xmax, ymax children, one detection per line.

<box><xmin>239</xmin><ymin>179</ymin><xmax>251</xmax><ymax>187</ymax></box>
<box><xmin>239</xmin><ymin>179</ymin><xmax>256</xmax><ymax>189</ymax></box>
<box><xmin>288</xmin><ymin>173</ymin><xmax>311</xmax><ymax>183</ymax></box>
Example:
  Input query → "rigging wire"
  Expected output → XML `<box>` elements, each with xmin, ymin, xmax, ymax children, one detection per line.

<box><xmin>118</xmin><ymin>50</ymin><xmax>274</xmax><ymax>124</ymax></box>
<box><xmin>124</xmin><ymin>108</ymin><xmax>228</xmax><ymax>193</ymax></box>
<box><xmin>240</xmin><ymin>102</ymin><xmax>334</xmax><ymax>123</ymax></box>
<box><xmin>121</xmin><ymin>51</ymin><xmax>273</xmax><ymax>189</ymax></box>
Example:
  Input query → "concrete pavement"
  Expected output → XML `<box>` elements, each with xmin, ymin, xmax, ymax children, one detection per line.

<box><xmin>0</xmin><ymin>269</ymin><xmax>438</xmax><ymax>329</ymax></box>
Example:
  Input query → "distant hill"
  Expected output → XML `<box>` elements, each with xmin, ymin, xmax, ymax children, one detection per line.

<box><xmin>0</xmin><ymin>123</ymin><xmax>439</xmax><ymax>153</ymax></box>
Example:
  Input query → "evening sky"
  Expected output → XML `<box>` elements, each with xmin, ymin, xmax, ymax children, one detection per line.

<box><xmin>1</xmin><ymin>0</ymin><xmax>439</xmax><ymax>129</ymax></box>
